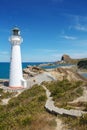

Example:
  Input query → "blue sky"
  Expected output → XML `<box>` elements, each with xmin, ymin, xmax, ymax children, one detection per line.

<box><xmin>0</xmin><ymin>0</ymin><xmax>87</xmax><ymax>62</ymax></box>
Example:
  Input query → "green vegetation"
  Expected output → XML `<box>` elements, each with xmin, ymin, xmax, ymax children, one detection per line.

<box><xmin>0</xmin><ymin>88</ymin><xmax>15</xmax><ymax>101</ymax></box>
<box><xmin>44</xmin><ymin>80</ymin><xmax>83</xmax><ymax>108</ymax></box>
<box><xmin>58</xmin><ymin>114</ymin><xmax>87</xmax><ymax>130</ymax></box>
<box><xmin>0</xmin><ymin>80</ymin><xmax>87</xmax><ymax>130</ymax></box>
<box><xmin>78</xmin><ymin>60</ymin><xmax>87</xmax><ymax>69</ymax></box>
<box><xmin>0</xmin><ymin>85</ymin><xmax>56</xmax><ymax>130</ymax></box>
<box><xmin>43</xmin><ymin>80</ymin><xmax>87</xmax><ymax>129</ymax></box>
<box><xmin>70</xmin><ymin>101</ymin><xmax>87</xmax><ymax>111</ymax></box>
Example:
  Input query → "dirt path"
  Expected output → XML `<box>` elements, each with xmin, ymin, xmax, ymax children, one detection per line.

<box><xmin>69</xmin><ymin>87</ymin><xmax>87</xmax><ymax>103</ymax></box>
<box><xmin>1</xmin><ymin>91</ymin><xmax>22</xmax><ymax>105</ymax></box>
<box><xmin>55</xmin><ymin>118</ymin><xmax>65</xmax><ymax>130</ymax></box>
<box><xmin>42</xmin><ymin>85</ymin><xmax>68</xmax><ymax>130</ymax></box>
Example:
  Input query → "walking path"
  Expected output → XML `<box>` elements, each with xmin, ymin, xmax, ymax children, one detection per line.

<box><xmin>55</xmin><ymin>118</ymin><xmax>66</xmax><ymax>130</ymax></box>
<box><xmin>42</xmin><ymin>85</ymin><xmax>87</xmax><ymax>117</ymax></box>
<box><xmin>1</xmin><ymin>91</ymin><xmax>22</xmax><ymax>105</ymax></box>
<box><xmin>1</xmin><ymin>72</ymin><xmax>55</xmax><ymax>105</ymax></box>
<box><xmin>1</xmin><ymin>72</ymin><xmax>87</xmax><ymax>117</ymax></box>
<box><xmin>69</xmin><ymin>87</ymin><xmax>87</xmax><ymax>103</ymax></box>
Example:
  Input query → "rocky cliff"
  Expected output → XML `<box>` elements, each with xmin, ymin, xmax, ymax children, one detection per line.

<box><xmin>61</xmin><ymin>54</ymin><xmax>87</xmax><ymax>64</ymax></box>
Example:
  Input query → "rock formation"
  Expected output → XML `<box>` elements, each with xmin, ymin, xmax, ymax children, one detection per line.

<box><xmin>23</xmin><ymin>65</ymin><xmax>86</xmax><ymax>82</ymax></box>
<box><xmin>61</xmin><ymin>54</ymin><xmax>87</xmax><ymax>64</ymax></box>
<box><xmin>61</xmin><ymin>54</ymin><xmax>72</xmax><ymax>62</ymax></box>
<box><xmin>49</xmin><ymin>68</ymin><xmax>86</xmax><ymax>81</ymax></box>
<box><xmin>23</xmin><ymin>66</ymin><xmax>45</xmax><ymax>79</ymax></box>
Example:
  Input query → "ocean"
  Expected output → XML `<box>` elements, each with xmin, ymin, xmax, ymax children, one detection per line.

<box><xmin>0</xmin><ymin>62</ymin><xmax>87</xmax><ymax>79</ymax></box>
<box><xmin>0</xmin><ymin>62</ymin><xmax>44</xmax><ymax>79</ymax></box>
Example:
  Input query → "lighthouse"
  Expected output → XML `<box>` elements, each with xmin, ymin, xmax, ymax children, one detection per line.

<box><xmin>9</xmin><ymin>27</ymin><xmax>26</xmax><ymax>88</ymax></box>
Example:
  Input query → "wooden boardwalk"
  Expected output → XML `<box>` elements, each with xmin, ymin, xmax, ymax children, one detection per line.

<box><xmin>42</xmin><ymin>85</ymin><xmax>87</xmax><ymax>117</ymax></box>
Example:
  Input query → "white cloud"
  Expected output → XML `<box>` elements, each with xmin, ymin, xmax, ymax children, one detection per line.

<box><xmin>65</xmin><ymin>14</ymin><xmax>87</xmax><ymax>32</ymax></box>
<box><xmin>74</xmin><ymin>24</ymin><xmax>87</xmax><ymax>32</ymax></box>
<box><xmin>61</xmin><ymin>35</ymin><xmax>77</xmax><ymax>40</ymax></box>
<box><xmin>66</xmin><ymin>14</ymin><xmax>87</xmax><ymax>24</ymax></box>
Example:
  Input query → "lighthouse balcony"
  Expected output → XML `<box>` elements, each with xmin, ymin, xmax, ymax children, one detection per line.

<box><xmin>9</xmin><ymin>36</ymin><xmax>23</xmax><ymax>45</ymax></box>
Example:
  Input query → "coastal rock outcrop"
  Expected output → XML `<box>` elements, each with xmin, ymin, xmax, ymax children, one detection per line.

<box><xmin>60</xmin><ymin>54</ymin><xmax>87</xmax><ymax>64</ymax></box>
<box><xmin>49</xmin><ymin>68</ymin><xmax>86</xmax><ymax>81</ymax></box>
<box><xmin>61</xmin><ymin>54</ymin><xmax>78</xmax><ymax>64</ymax></box>
<box><xmin>23</xmin><ymin>64</ymin><xmax>86</xmax><ymax>82</ymax></box>
<box><xmin>23</xmin><ymin>66</ymin><xmax>45</xmax><ymax>79</ymax></box>
<box><xmin>61</xmin><ymin>54</ymin><xmax>71</xmax><ymax>62</ymax></box>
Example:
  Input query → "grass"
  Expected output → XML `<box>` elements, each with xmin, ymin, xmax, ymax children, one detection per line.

<box><xmin>69</xmin><ymin>101</ymin><xmax>87</xmax><ymax>111</ymax></box>
<box><xmin>44</xmin><ymin>80</ymin><xmax>83</xmax><ymax>108</ymax></box>
<box><xmin>58</xmin><ymin>114</ymin><xmax>87</xmax><ymax>130</ymax></box>
<box><xmin>0</xmin><ymin>85</ymin><xmax>57</xmax><ymax>130</ymax></box>
<box><xmin>0</xmin><ymin>79</ymin><xmax>86</xmax><ymax>130</ymax></box>
<box><xmin>43</xmin><ymin>80</ymin><xmax>87</xmax><ymax>130</ymax></box>
<box><xmin>0</xmin><ymin>88</ymin><xmax>16</xmax><ymax>102</ymax></box>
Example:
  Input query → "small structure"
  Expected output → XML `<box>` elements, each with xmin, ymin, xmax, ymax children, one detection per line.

<box><xmin>9</xmin><ymin>27</ymin><xmax>26</xmax><ymax>89</ymax></box>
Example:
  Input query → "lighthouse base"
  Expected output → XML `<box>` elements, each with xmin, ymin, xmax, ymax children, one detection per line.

<box><xmin>9</xmin><ymin>86</ymin><xmax>24</xmax><ymax>89</ymax></box>
<box><xmin>9</xmin><ymin>79</ymin><xmax>27</xmax><ymax>89</ymax></box>
<box><xmin>5</xmin><ymin>86</ymin><xmax>25</xmax><ymax>93</ymax></box>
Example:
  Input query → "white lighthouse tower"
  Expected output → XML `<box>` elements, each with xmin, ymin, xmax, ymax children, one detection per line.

<box><xmin>9</xmin><ymin>27</ymin><xmax>26</xmax><ymax>88</ymax></box>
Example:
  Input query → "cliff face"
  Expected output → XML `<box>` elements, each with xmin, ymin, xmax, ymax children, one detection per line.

<box><xmin>61</xmin><ymin>54</ymin><xmax>71</xmax><ymax>61</ymax></box>
<box><xmin>61</xmin><ymin>54</ymin><xmax>87</xmax><ymax>64</ymax></box>
<box><xmin>61</xmin><ymin>54</ymin><xmax>74</xmax><ymax>63</ymax></box>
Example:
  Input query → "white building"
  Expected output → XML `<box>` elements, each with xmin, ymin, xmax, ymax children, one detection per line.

<box><xmin>9</xmin><ymin>27</ymin><xmax>26</xmax><ymax>88</ymax></box>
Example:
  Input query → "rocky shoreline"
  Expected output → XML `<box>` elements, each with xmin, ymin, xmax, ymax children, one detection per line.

<box><xmin>23</xmin><ymin>65</ymin><xmax>87</xmax><ymax>81</ymax></box>
<box><xmin>0</xmin><ymin>64</ymin><xmax>87</xmax><ymax>91</ymax></box>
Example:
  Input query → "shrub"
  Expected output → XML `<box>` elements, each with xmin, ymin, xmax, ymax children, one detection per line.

<box><xmin>0</xmin><ymin>85</ymin><xmax>48</xmax><ymax>130</ymax></box>
<box><xmin>38</xmin><ymin>95</ymin><xmax>46</xmax><ymax>102</ymax></box>
<box><xmin>45</xmin><ymin>80</ymin><xmax>83</xmax><ymax>107</ymax></box>
<box><xmin>79</xmin><ymin>114</ymin><xmax>87</xmax><ymax>124</ymax></box>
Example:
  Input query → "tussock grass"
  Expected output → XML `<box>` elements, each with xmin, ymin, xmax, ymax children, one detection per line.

<box><xmin>0</xmin><ymin>88</ymin><xmax>16</xmax><ymax>101</ymax></box>
<box><xmin>44</xmin><ymin>80</ymin><xmax>83</xmax><ymax>108</ymax></box>
<box><xmin>0</xmin><ymin>85</ymin><xmax>56</xmax><ymax>130</ymax></box>
<box><xmin>58</xmin><ymin>114</ymin><xmax>87</xmax><ymax>130</ymax></box>
<box><xmin>43</xmin><ymin>80</ymin><xmax>87</xmax><ymax>130</ymax></box>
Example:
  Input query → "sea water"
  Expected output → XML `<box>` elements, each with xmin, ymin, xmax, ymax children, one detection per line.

<box><xmin>0</xmin><ymin>62</ymin><xmax>69</xmax><ymax>79</ymax></box>
<box><xmin>0</xmin><ymin>62</ymin><xmax>87</xmax><ymax>79</ymax></box>
<box><xmin>0</xmin><ymin>62</ymin><xmax>44</xmax><ymax>79</ymax></box>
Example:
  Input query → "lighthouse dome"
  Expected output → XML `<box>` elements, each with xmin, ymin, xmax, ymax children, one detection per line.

<box><xmin>9</xmin><ymin>27</ymin><xmax>23</xmax><ymax>45</ymax></box>
<box><xmin>12</xmin><ymin>27</ymin><xmax>20</xmax><ymax>36</ymax></box>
